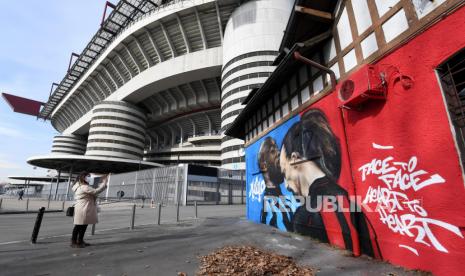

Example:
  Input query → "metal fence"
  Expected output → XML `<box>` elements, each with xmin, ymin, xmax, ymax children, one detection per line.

<box><xmin>106</xmin><ymin>165</ymin><xmax>245</xmax><ymax>206</ymax></box>
<box><xmin>107</xmin><ymin>165</ymin><xmax>185</xmax><ymax>205</ymax></box>
<box><xmin>12</xmin><ymin>165</ymin><xmax>247</xmax><ymax>206</ymax></box>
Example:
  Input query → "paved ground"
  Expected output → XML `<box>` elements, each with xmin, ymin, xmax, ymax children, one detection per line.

<box><xmin>0</xmin><ymin>205</ymin><xmax>424</xmax><ymax>276</ymax></box>
<box><xmin>0</xmin><ymin>204</ymin><xmax>244</xmax><ymax>244</ymax></box>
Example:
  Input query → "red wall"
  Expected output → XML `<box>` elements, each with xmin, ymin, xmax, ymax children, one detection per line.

<box><xmin>336</xmin><ymin>6</ymin><xmax>465</xmax><ymax>275</ymax></box>
<box><xmin>246</xmin><ymin>5</ymin><xmax>465</xmax><ymax>275</ymax></box>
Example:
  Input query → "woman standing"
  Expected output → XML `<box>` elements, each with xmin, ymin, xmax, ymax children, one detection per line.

<box><xmin>71</xmin><ymin>172</ymin><xmax>108</xmax><ymax>248</ymax></box>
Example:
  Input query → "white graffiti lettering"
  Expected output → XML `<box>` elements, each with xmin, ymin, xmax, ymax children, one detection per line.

<box><xmin>248</xmin><ymin>176</ymin><xmax>265</xmax><ymax>202</ymax></box>
<box><xmin>359</xmin><ymin>156</ymin><xmax>445</xmax><ymax>191</ymax></box>
<box><xmin>360</xmin><ymin>144</ymin><xmax>463</xmax><ymax>254</ymax></box>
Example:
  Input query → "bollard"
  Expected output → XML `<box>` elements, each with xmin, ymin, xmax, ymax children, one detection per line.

<box><xmin>0</xmin><ymin>198</ymin><xmax>2</xmax><ymax>209</ymax></box>
<box><xmin>61</xmin><ymin>200</ymin><xmax>65</xmax><ymax>211</ymax></box>
<box><xmin>47</xmin><ymin>196</ymin><xmax>51</xmax><ymax>210</ymax></box>
<box><xmin>157</xmin><ymin>203</ymin><xmax>162</xmax><ymax>225</ymax></box>
<box><xmin>91</xmin><ymin>224</ymin><xmax>96</xmax><ymax>235</ymax></box>
<box><xmin>176</xmin><ymin>202</ymin><xmax>180</xmax><ymax>222</ymax></box>
<box><xmin>26</xmin><ymin>198</ymin><xmax>29</xmax><ymax>212</ymax></box>
<box><xmin>31</xmin><ymin>207</ymin><xmax>45</xmax><ymax>244</ymax></box>
<box><xmin>194</xmin><ymin>201</ymin><xmax>198</xmax><ymax>219</ymax></box>
<box><xmin>130</xmin><ymin>204</ymin><xmax>136</xmax><ymax>230</ymax></box>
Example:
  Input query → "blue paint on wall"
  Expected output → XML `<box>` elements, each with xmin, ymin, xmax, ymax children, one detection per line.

<box><xmin>245</xmin><ymin>116</ymin><xmax>300</xmax><ymax>229</ymax></box>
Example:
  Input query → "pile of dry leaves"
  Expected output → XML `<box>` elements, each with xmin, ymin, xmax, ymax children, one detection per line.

<box><xmin>196</xmin><ymin>245</ymin><xmax>314</xmax><ymax>276</ymax></box>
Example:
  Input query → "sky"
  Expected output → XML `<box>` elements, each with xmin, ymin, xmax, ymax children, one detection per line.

<box><xmin>0</xmin><ymin>0</ymin><xmax>107</xmax><ymax>182</ymax></box>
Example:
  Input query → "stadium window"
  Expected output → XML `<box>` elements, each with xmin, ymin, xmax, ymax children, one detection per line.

<box><xmin>291</xmin><ymin>95</ymin><xmax>299</xmax><ymax>111</ymax></box>
<box><xmin>281</xmin><ymin>85</ymin><xmax>288</xmax><ymax>102</ymax></box>
<box><xmin>282</xmin><ymin>102</ymin><xmax>289</xmax><ymax>117</ymax></box>
<box><xmin>274</xmin><ymin>109</ymin><xmax>281</xmax><ymax>121</ymax></box>
<box><xmin>262</xmin><ymin>120</ymin><xmax>267</xmax><ymax>131</ymax></box>
<box><xmin>267</xmin><ymin>99</ymin><xmax>273</xmax><ymax>114</ymax></box>
<box><xmin>299</xmin><ymin>66</ymin><xmax>308</xmax><ymax>86</ymax></box>
<box><xmin>268</xmin><ymin>115</ymin><xmax>274</xmax><ymax>127</ymax></box>
<box><xmin>274</xmin><ymin>93</ymin><xmax>280</xmax><ymax>108</ymax></box>
<box><xmin>289</xmin><ymin>74</ymin><xmax>297</xmax><ymax>94</ymax></box>
<box><xmin>301</xmin><ymin>86</ymin><xmax>310</xmax><ymax>103</ymax></box>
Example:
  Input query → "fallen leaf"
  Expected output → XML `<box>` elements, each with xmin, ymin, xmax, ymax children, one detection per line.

<box><xmin>196</xmin><ymin>245</ymin><xmax>314</xmax><ymax>276</ymax></box>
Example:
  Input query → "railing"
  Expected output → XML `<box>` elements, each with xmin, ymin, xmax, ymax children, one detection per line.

<box><xmin>0</xmin><ymin>196</ymin><xmax>66</xmax><ymax>213</ymax></box>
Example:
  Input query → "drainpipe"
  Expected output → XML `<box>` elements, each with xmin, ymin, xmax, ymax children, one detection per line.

<box><xmin>293</xmin><ymin>51</ymin><xmax>337</xmax><ymax>91</ymax></box>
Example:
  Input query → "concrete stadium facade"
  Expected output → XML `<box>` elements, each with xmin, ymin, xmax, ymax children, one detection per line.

<box><xmin>41</xmin><ymin>0</ymin><xmax>293</xmax><ymax>171</ymax></box>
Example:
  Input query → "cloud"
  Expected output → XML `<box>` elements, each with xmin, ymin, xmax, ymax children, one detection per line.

<box><xmin>0</xmin><ymin>124</ymin><xmax>23</xmax><ymax>138</ymax></box>
<box><xmin>0</xmin><ymin>160</ymin><xmax>20</xmax><ymax>169</ymax></box>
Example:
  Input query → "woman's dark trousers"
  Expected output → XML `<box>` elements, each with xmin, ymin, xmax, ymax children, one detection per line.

<box><xmin>71</xmin><ymin>224</ymin><xmax>88</xmax><ymax>244</ymax></box>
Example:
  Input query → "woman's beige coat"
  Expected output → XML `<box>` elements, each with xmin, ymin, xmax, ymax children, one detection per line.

<box><xmin>72</xmin><ymin>182</ymin><xmax>107</xmax><ymax>225</ymax></box>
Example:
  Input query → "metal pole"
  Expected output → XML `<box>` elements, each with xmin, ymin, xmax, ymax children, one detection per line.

<box><xmin>241</xmin><ymin>171</ymin><xmax>244</xmax><ymax>204</ymax></box>
<box><xmin>47</xmin><ymin>177</ymin><xmax>53</xmax><ymax>207</ymax></box>
<box><xmin>133</xmin><ymin>161</ymin><xmax>141</xmax><ymax>200</ymax></box>
<box><xmin>229</xmin><ymin>183</ymin><xmax>232</xmax><ymax>205</ymax></box>
<box><xmin>130</xmin><ymin>204</ymin><xmax>136</xmax><ymax>230</ymax></box>
<box><xmin>65</xmin><ymin>166</ymin><xmax>74</xmax><ymax>202</ymax></box>
<box><xmin>91</xmin><ymin>224</ymin><xmax>96</xmax><ymax>235</ymax></box>
<box><xmin>216</xmin><ymin>181</ymin><xmax>220</xmax><ymax>205</ymax></box>
<box><xmin>157</xmin><ymin>203</ymin><xmax>161</xmax><ymax>225</ymax></box>
<box><xmin>175</xmin><ymin>165</ymin><xmax>181</xmax><ymax>222</ymax></box>
<box><xmin>105</xmin><ymin>173</ymin><xmax>112</xmax><ymax>201</ymax></box>
<box><xmin>294</xmin><ymin>51</ymin><xmax>337</xmax><ymax>90</ymax></box>
<box><xmin>228</xmin><ymin>173</ymin><xmax>233</xmax><ymax>205</ymax></box>
<box><xmin>161</xmin><ymin>169</ymin><xmax>170</xmax><ymax>206</ymax></box>
<box><xmin>25</xmin><ymin>180</ymin><xmax>30</xmax><ymax>199</ymax></box>
<box><xmin>54</xmin><ymin>170</ymin><xmax>61</xmax><ymax>200</ymax></box>
<box><xmin>61</xmin><ymin>200</ymin><xmax>65</xmax><ymax>211</ymax></box>
<box><xmin>174</xmin><ymin>166</ymin><xmax>180</xmax><ymax>204</ymax></box>
<box><xmin>182</xmin><ymin>164</ymin><xmax>188</xmax><ymax>206</ymax></box>
<box><xmin>26</xmin><ymin>198</ymin><xmax>29</xmax><ymax>212</ymax></box>
<box><xmin>0</xmin><ymin>198</ymin><xmax>2</xmax><ymax>209</ymax></box>
<box><xmin>151</xmin><ymin>170</ymin><xmax>156</xmax><ymax>206</ymax></box>
<box><xmin>194</xmin><ymin>200</ymin><xmax>198</xmax><ymax>219</ymax></box>
<box><xmin>31</xmin><ymin>207</ymin><xmax>45</xmax><ymax>244</ymax></box>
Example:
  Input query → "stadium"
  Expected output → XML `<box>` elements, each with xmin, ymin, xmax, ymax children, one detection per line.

<box><xmin>1</xmin><ymin>0</ymin><xmax>295</xmax><ymax>203</ymax></box>
<box><xmin>19</xmin><ymin>0</ymin><xmax>292</xmax><ymax>173</ymax></box>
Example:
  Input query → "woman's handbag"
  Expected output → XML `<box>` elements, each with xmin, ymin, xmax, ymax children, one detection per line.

<box><xmin>66</xmin><ymin>206</ymin><xmax>75</xmax><ymax>217</ymax></box>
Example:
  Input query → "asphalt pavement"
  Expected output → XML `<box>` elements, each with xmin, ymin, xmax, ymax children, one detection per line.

<box><xmin>0</xmin><ymin>204</ymin><xmax>245</xmax><ymax>244</ymax></box>
<box><xmin>0</xmin><ymin>202</ymin><xmax>426</xmax><ymax>276</ymax></box>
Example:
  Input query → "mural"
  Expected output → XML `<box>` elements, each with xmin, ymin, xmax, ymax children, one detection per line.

<box><xmin>246</xmin><ymin>108</ymin><xmax>379</xmax><ymax>257</ymax></box>
<box><xmin>245</xmin><ymin>93</ymin><xmax>465</xmax><ymax>275</ymax></box>
<box><xmin>246</xmin><ymin>116</ymin><xmax>299</xmax><ymax>229</ymax></box>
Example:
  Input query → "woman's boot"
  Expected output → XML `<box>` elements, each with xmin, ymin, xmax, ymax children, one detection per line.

<box><xmin>70</xmin><ymin>239</ymin><xmax>83</xmax><ymax>248</ymax></box>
